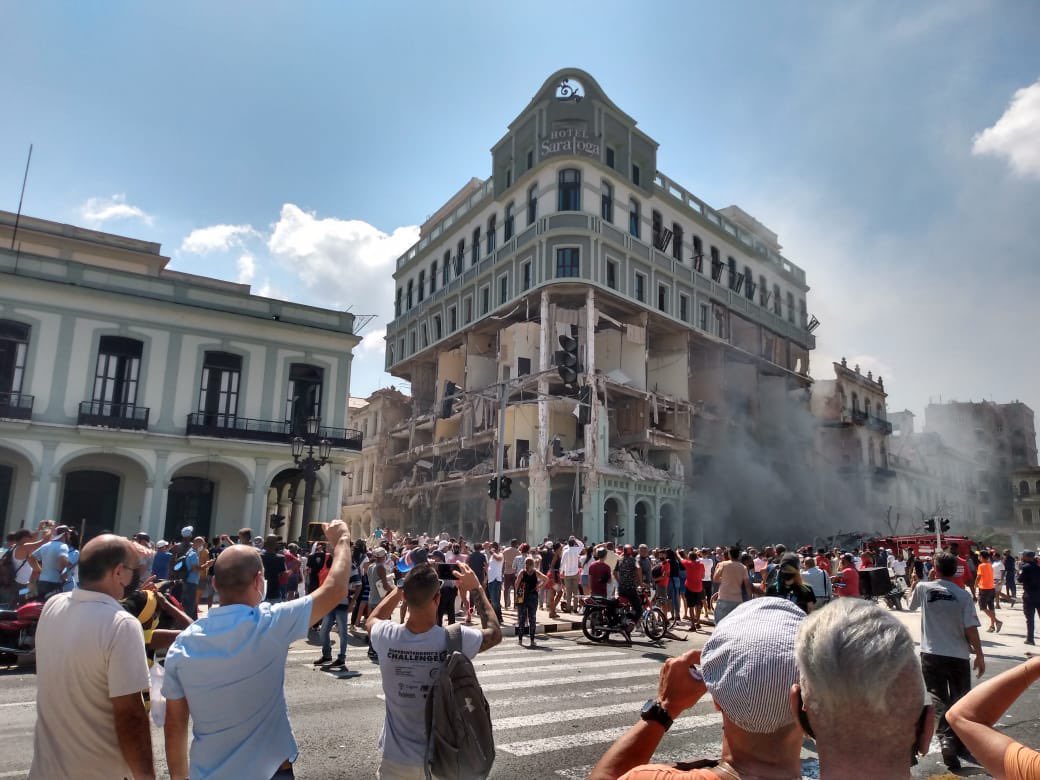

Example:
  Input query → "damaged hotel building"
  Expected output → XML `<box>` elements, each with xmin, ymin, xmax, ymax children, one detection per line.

<box><xmin>381</xmin><ymin>70</ymin><xmax>817</xmax><ymax>545</ymax></box>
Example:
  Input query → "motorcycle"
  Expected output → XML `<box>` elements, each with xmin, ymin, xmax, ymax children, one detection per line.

<box><xmin>0</xmin><ymin>598</ymin><xmax>44</xmax><ymax>666</ymax></box>
<box><xmin>581</xmin><ymin>586</ymin><xmax>667</xmax><ymax>643</ymax></box>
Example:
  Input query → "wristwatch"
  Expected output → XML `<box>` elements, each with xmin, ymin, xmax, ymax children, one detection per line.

<box><xmin>640</xmin><ymin>699</ymin><xmax>673</xmax><ymax>730</ymax></box>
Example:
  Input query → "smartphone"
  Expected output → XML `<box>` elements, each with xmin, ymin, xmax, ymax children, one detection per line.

<box><xmin>437</xmin><ymin>563</ymin><xmax>461</xmax><ymax>579</ymax></box>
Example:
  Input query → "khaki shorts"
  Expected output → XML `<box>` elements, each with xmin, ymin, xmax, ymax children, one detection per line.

<box><xmin>376</xmin><ymin>758</ymin><xmax>425</xmax><ymax>780</ymax></box>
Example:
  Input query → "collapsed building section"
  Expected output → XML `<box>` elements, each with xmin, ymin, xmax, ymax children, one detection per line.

<box><xmin>381</xmin><ymin>69</ymin><xmax>817</xmax><ymax>545</ymax></box>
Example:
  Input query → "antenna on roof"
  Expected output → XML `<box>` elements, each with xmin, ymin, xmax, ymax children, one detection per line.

<box><xmin>10</xmin><ymin>143</ymin><xmax>32</xmax><ymax>250</ymax></box>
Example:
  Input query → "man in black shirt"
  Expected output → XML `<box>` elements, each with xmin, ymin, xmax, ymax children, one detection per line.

<box><xmin>260</xmin><ymin>534</ymin><xmax>286</xmax><ymax>603</ymax></box>
<box><xmin>1018</xmin><ymin>550</ymin><xmax>1040</xmax><ymax>645</ymax></box>
<box><xmin>466</xmin><ymin>544</ymin><xmax>488</xmax><ymax>626</ymax></box>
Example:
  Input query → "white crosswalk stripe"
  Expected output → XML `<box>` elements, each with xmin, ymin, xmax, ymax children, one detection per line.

<box><xmin>497</xmin><ymin>713</ymin><xmax>723</xmax><ymax>756</ymax></box>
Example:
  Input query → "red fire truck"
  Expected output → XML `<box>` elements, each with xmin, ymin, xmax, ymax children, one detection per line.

<box><xmin>867</xmin><ymin>534</ymin><xmax>979</xmax><ymax>560</ymax></box>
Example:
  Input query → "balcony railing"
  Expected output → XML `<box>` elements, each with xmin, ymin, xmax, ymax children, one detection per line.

<box><xmin>0</xmin><ymin>391</ymin><xmax>34</xmax><ymax>421</ymax></box>
<box><xmin>78</xmin><ymin>401</ymin><xmax>150</xmax><ymax>431</ymax></box>
<box><xmin>850</xmin><ymin>408</ymin><xmax>869</xmax><ymax>425</ymax></box>
<box><xmin>867</xmin><ymin>416</ymin><xmax>894</xmax><ymax>435</ymax></box>
<box><xmin>186</xmin><ymin>413</ymin><xmax>363</xmax><ymax>451</ymax></box>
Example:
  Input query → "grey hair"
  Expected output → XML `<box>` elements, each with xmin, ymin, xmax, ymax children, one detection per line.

<box><xmin>796</xmin><ymin>599</ymin><xmax>922</xmax><ymax>718</ymax></box>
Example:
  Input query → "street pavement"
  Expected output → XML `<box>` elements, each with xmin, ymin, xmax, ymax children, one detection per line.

<box><xmin>0</xmin><ymin>597</ymin><xmax>1037</xmax><ymax>778</ymax></box>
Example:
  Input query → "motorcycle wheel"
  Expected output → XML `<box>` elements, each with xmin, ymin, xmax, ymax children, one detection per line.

<box><xmin>643</xmin><ymin>607</ymin><xmax>667</xmax><ymax>641</ymax></box>
<box><xmin>582</xmin><ymin>609</ymin><xmax>610</xmax><ymax>642</ymax></box>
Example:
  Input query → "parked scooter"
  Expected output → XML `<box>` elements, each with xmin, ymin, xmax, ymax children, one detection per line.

<box><xmin>0</xmin><ymin>598</ymin><xmax>44</xmax><ymax>666</ymax></box>
<box><xmin>581</xmin><ymin>586</ymin><xmax>667</xmax><ymax>643</ymax></box>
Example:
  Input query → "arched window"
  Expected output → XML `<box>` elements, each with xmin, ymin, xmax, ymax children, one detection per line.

<box><xmin>601</xmin><ymin>181</ymin><xmax>613</xmax><ymax>223</ymax></box>
<box><xmin>527</xmin><ymin>184</ymin><xmax>538</xmax><ymax>225</ymax></box>
<box><xmin>287</xmin><ymin>363</ymin><xmax>323</xmax><ymax>434</ymax></box>
<box><xmin>0</xmin><ymin>319</ymin><xmax>30</xmax><ymax>396</ymax></box>
<box><xmin>504</xmin><ymin>201</ymin><xmax>515</xmax><ymax>241</ymax></box>
<box><xmin>865</xmin><ymin>399</ymin><xmax>872</xmax><ymax>418</ymax></box>
<box><xmin>851</xmin><ymin>393</ymin><xmax>859</xmax><ymax>412</ymax></box>
<box><xmin>628</xmin><ymin>198</ymin><xmax>640</xmax><ymax>238</ymax></box>
<box><xmin>93</xmin><ymin>336</ymin><xmax>143</xmax><ymax>409</ymax></box>
<box><xmin>1021</xmin><ymin>480</ymin><xmax>1031</xmax><ymax>498</ymax></box>
<box><xmin>558</xmin><ymin>169</ymin><xmax>581</xmax><ymax>211</ymax></box>
<box><xmin>486</xmin><ymin>215</ymin><xmax>497</xmax><ymax>254</ymax></box>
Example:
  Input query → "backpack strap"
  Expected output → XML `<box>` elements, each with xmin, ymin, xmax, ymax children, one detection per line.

<box><xmin>445</xmin><ymin>621</ymin><xmax>464</xmax><ymax>655</ymax></box>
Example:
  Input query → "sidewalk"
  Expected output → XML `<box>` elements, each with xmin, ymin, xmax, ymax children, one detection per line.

<box><xmin>890</xmin><ymin>596</ymin><xmax>1035</xmax><ymax>663</ymax></box>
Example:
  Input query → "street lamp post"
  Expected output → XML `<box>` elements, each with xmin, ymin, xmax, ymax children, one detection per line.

<box><xmin>291</xmin><ymin>416</ymin><xmax>332</xmax><ymax>542</ymax></box>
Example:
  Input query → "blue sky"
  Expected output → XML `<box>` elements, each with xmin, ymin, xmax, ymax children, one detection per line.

<box><xmin>2</xmin><ymin>2</ymin><xmax>1039</xmax><ymax>427</ymax></box>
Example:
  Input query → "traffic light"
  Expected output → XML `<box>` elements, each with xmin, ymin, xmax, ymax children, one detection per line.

<box><xmin>487</xmin><ymin>477</ymin><xmax>498</xmax><ymax>499</ymax></box>
<box><xmin>940</xmin><ymin>517</ymin><xmax>950</xmax><ymax>533</ymax></box>
<box><xmin>611</xmin><ymin>524</ymin><xmax>625</xmax><ymax>539</ymax></box>
<box><xmin>556</xmin><ymin>330</ymin><xmax>580</xmax><ymax>386</ymax></box>
<box><xmin>499</xmin><ymin>477</ymin><xmax>512</xmax><ymax>499</ymax></box>
<box><xmin>925</xmin><ymin>518</ymin><xmax>936</xmax><ymax>533</ymax></box>
<box><xmin>269</xmin><ymin>513</ymin><xmax>286</xmax><ymax>530</ymax></box>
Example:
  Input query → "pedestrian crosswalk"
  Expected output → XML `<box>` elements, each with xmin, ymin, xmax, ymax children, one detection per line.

<box><xmin>295</xmin><ymin>634</ymin><xmax>810</xmax><ymax>777</ymax></box>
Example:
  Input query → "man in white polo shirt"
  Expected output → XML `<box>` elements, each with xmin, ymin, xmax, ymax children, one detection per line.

<box><xmin>162</xmin><ymin>521</ymin><xmax>352</xmax><ymax>780</ymax></box>
<box><xmin>31</xmin><ymin>534</ymin><xmax>154</xmax><ymax>780</ymax></box>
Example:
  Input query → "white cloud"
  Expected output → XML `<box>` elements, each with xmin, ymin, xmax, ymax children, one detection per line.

<box><xmin>267</xmin><ymin>202</ymin><xmax>418</xmax><ymax>313</ymax></box>
<box><xmin>972</xmin><ymin>79</ymin><xmax>1040</xmax><ymax>179</ymax></box>
<box><xmin>236</xmin><ymin>252</ymin><xmax>255</xmax><ymax>284</ymax></box>
<box><xmin>358</xmin><ymin>328</ymin><xmax>387</xmax><ymax>355</ymax></box>
<box><xmin>79</xmin><ymin>194</ymin><xmax>153</xmax><ymax>227</ymax></box>
<box><xmin>181</xmin><ymin>223</ymin><xmax>258</xmax><ymax>254</ymax></box>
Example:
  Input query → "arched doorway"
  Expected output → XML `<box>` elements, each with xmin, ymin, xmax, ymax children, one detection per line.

<box><xmin>660</xmin><ymin>504</ymin><xmax>678</xmax><ymax>549</ymax></box>
<box><xmin>634</xmin><ymin>501</ymin><xmax>650</xmax><ymax>547</ymax></box>
<box><xmin>0</xmin><ymin>465</ymin><xmax>13</xmax><ymax>533</ymax></box>
<box><xmin>60</xmin><ymin>471</ymin><xmax>121</xmax><ymax>540</ymax></box>
<box><xmin>604</xmin><ymin>498</ymin><xmax>620</xmax><ymax>541</ymax></box>
<box><xmin>164</xmin><ymin>478</ymin><xmax>214</xmax><ymax>542</ymax></box>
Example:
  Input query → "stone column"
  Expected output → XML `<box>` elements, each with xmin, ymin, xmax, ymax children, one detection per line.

<box><xmin>148</xmin><ymin>451</ymin><xmax>170</xmax><ymax>540</ymax></box>
<box><xmin>250</xmin><ymin>458</ymin><xmax>270</xmax><ymax>538</ymax></box>
<box><xmin>527</xmin><ymin>288</ymin><xmax>552</xmax><ymax>543</ymax></box>
<box><xmin>33</xmin><ymin>443</ymin><xmax>58</xmax><ymax>522</ymax></box>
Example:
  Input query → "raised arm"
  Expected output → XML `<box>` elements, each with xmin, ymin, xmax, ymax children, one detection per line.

<box><xmin>455</xmin><ymin>562</ymin><xmax>501</xmax><ymax>653</ymax></box>
<box><xmin>308</xmin><ymin>521</ymin><xmax>352</xmax><ymax>627</ymax></box>
<box><xmin>948</xmin><ymin>657</ymin><xmax>1040</xmax><ymax>779</ymax></box>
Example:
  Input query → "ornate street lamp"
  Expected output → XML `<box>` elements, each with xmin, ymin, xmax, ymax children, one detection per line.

<box><xmin>291</xmin><ymin>415</ymin><xmax>332</xmax><ymax>541</ymax></box>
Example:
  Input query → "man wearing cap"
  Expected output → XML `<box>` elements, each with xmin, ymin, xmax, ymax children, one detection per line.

<box><xmin>31</xmin><ymin>524</ymin><xmax>71</xmax><ymax>599</ymax></box>
<box><xmin>1018</xmin><ymin>550</ymin><xmax>1040</xmax><ymax>645</ymax></box>
<box><xmin>151</xmin><ymin>540</ymin><xmax>173</xmax><ymax>580</ymax></box>
<box><xmin>366</xmin><ymin>561</ymin><xmax>501</xmax><ymax>778</ymax></box>
<box><xmin>589</xmin><ymin>599</ymin><xmax>807</xmax><ymax>780</ymax></box>
<box><xmin>794</xmin><ymin>598</ymin><xmax>934</xmax><ymax>779</ymax></box>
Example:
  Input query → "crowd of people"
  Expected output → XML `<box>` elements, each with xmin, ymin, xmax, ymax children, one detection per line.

<box><xmin>5</xmin><ymin>519</ymin><xmax>1040</xmax><ymax>779</ymax></box>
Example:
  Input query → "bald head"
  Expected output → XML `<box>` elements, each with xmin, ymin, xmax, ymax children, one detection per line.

<box><xmin>214</xmin><ymin>544</ymin><xmax>263</xmax><ymax>594</ymax></box>
<box><xmin>79</xmin><ymin>534</ymin><xmax>134</xmax><ymax>584</ymax></box>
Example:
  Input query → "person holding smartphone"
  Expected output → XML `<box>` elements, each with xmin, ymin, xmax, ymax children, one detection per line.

<box><xmin>430</xmin><ymin>550</ymin><xmax>457</xmax><ymax>626</ymax></box>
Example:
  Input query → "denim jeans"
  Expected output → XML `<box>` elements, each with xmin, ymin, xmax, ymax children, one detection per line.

<box><xmin>668</xmin><ymin>577</ymin><xmax>682</xmax><ymax>615</ymax></box>
<box><xmin>322</xmin><ymin>606</ymin><xmax>350</xmax><ymax>659</ymax></box>
<box><xmin>486</xmin><ymin>580</ymin><xmax>503</xmax><ymax>622</ymax></box>
<box><xmin>437</xmin><ymin>585</ymin><xmax>457</xmax><ymax>626</ymax></box>
<box><xmin>517</xmin><ymin>596</ymin><xmax>538</xmax><ymax>638</ymax></box>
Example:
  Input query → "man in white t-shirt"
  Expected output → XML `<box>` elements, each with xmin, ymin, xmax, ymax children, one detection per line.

<box><xmin>31</xmin><ymin>535</ymin><xmax>153</xmax><ymax>780</ymax></box>
<box><xmin>560</xmin><ymin>537</ymin><xmax>582</xmax><ymax>612</ymax></box>
<box><xmin>600</xmin><ymin>543</ymin><xmax>620</xmax><ymax>598</ymax></box>
<box><xmin>486</xmin><ymin>542</ymin><xmax>504</xmax><ymax>622</ymax></box>
<box><xmin>368</xmin><ymin>561</ymin><xmax>501</xmax><ymax>779</ymax></box>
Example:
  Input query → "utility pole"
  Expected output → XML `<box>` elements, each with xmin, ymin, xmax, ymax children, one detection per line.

<box><xmin>493</xmin><ymin>379</ymin><xmax>507</xmax><ymax>544</ymax></box>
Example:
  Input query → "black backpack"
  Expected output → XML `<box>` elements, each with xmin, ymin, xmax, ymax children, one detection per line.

<box><xmin>425</xmin><ymin>623</ymin><xmax>495</xmax><ymax>779</ymax></box>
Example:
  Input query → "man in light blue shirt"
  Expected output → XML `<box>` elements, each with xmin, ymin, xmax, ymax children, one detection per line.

<box><xmin>32</xmin><ymin>525</ymin><xmax>71</xmax><ymax>599</ymax></box>
<box><xmin>181</xmin><ymin>541</ymin><xmax>201</xmax><ymax>619</ymax></box>
<box><xmin>162</xmin><ymin>521</ymin><xmax>352</xmax><ymax>780</ymax></box>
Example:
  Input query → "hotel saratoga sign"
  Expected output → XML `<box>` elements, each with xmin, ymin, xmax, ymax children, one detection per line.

<box><xmin>540</xmin><ymin>123</ymin><xmax>601</xmax><ymax>160</ymax></box>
